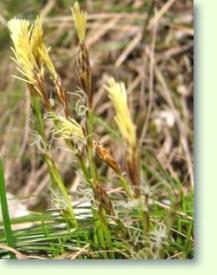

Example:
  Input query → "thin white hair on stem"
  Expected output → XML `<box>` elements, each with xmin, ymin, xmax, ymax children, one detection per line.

<box><xmin>139</xmin><ymin>182</ymin><xmax>151</xmax><ymax>197</ymax></box>
<box><xmin>67</xmin><ymin>88</ymin><xmax>87</xmax><ymax>101</ymax></box>
<box><xmin>54</xmin><ymin>145</ymin><xmax>76</xmax><ymax>154</ymax></box>
<box><xmin>29</xmin><ymin>130</ymin><xmax>51</xmax><ymax>153</ymax></box>
<box><xmin>82</xmin><ymin>188</ymin><xmax>94</xmax><ymax>202</ymax></box>
<box><xmin>50</xmin><ymin>128</ymin><xmax>84</xmax><ymax>143</ymax></box>
<box><xmin>49</xmin><ymin>187</ymin><xmax>68</xmax><ymax>211</ymax></box>
<box><xmin>29</xmin><ymin>134</ymin><xmax>47</xmax><ymax>154</ymax></box>
<box><xmin>49</xmin><ymin>95</ymin><xmax>55</xmax><ymax>108</ymax></box>
<box><xmin>149</xmin><ymin>222</ymin><xmax>168</xmax><ymax>250</ymax></box>
<box><xmin>129</xmin><ymin>224</ymin><xmax>141</xmax><ymax>245</ymax></box>
<box><xmin>43</xmin><ymin>112</ymin><xmax>53</xmax><ymax>120</ymax></box>
<box><xmin>75</xmin><ymin>100</ymin><xmax>88</xmax><ymax>117</ymax></box>
<box><xmin>55</xmin><ymin>140</ymin><xmax>85</xmax><ymax>156</ymax></box>
<box><xmin>84</xmin><ymin>133</ymin><xmax>99</xmax><ymax>146</ymax></box>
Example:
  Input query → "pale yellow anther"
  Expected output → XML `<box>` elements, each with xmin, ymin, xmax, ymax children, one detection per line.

<box><xmin>30</xmin><ymin>16</ymin><xmax>58</xmax><ymax>79</ymax></box>
<box><xmin>8</xmin><ymin>18</ymin><xmax>37</xmax><ymax>84</ymax></box>
<box><xmin>71</xmin><ymin>1</ymin><xmax>87</xmax><ymax>43</ymax></box>
<box><xmin>8</xmin><ymin>16</ymin><xmax>57</xmax><ymax>83</ymax></box>
<box><xmin>105</xmin><ymin>78</ymin><xmax>137</xmax><ymax>154</ymax></box>
<box><xmin>30</xmin><ymin>16</ymin><xmax>44</xmax><ymax>61</ymax></box>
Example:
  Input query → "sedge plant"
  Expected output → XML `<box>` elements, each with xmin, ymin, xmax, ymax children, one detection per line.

<box><xmin>1</xmin><ymin>1</ymin><xmax>192</xmax><ymax>259</ymax></box>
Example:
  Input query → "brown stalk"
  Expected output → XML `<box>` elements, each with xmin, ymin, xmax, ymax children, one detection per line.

<box><xmin>77</xmin><ymin>43</ymin><xmax>92</xmax><ymax>109</ymax></box>
<box><xmin>127</xmin><ymin>144</ymin><xmax>141</xmax><ymax>198</ymax></box>
<box><xmin>36</xmin><ymin>75</ymin><xmax>52</xmax><ymax>111</ymax></box>
<box><xmin>55</xmin><ymin>76</ymin><xmax>70</xmax><ymax>117</ymax></box>
<box><xmin>27</xmin><ymin>82</ymin><xmax>50</xmax><ymax>112</ymax></box>
<box><xmin>93</xmin><ymin>182</ymin><xmax>115</xmax><ymax>216</ymax></box>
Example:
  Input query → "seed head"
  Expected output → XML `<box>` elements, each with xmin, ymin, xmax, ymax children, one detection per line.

<box><xmin>94</xmin><ymin>141</ymin><xmax>121</xmax><ymax>174</ymax></box>
<box><xmin>71</xmin><ymin>1</ymin><xmax>87</xmax><ymax>44</ymax></box>
<box><xmin>105</xmin><ymin>78</ymin><xmax>137</xmax><ymax>154</ymax></box>
<box><xmin>8</xmin><ymin>18</ymin><xmax>37</xmax><ymax>84</ymax></box>
<box><xmin>31</xmin><ymin>16</ymin><xmax>57</xmax><ymax>80</ymax></box>
<box><xmin>8</xmin><ymin>17</ymin><xmax>57</xmax><ymax>83</ymax></box>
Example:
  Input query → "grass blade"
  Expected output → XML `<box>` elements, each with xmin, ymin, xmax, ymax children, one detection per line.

<box><xmin>0</xmin><ymin>157</ymin><xmax>16</xmax><ymax>259</ymax></box>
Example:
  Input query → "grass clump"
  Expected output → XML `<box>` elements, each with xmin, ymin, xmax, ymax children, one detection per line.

<box><xmin>0</xmin><ymin>1</ymin><xmax>194</xmax><ymax>259</ymax></box>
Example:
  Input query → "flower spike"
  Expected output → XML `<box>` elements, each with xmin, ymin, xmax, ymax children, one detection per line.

<box><xmin>71</xmin><ymin>1</ymin><xmax>87</xmax><ymax>44</ymax></box>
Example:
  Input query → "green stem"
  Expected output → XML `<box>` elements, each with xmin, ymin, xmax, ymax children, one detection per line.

<box><xmin>86</xmin><ymin>109</ymin><xmax>113</xmax><ymax>253</ymax></box>
<box><xmin>45</xmin><ymin>156</ymin><xmax>77</xmax><ymax>227</ymax></box>
<box><xmin>137</xmin><ymin>195</ymin><xmax>150</xmax><ymax>235</ymax></box>
<box><xmin>86</xmin><ymin>109</ymin><xmax>97</xmax><ymax>181</ymax></box>
<box><xmin>118</xmin><ymin>175</ymin><xmax>134</xmax><ymax>199</ymax></box>
<box><xmin>31</xmin><ymin>96</ymin><xmax>77</xmax><ymax>227</ymax></box>
<box><xmin>0</xmin><ymin>158</ymin><xmax>16</xmax><ymax>259</ymax></box>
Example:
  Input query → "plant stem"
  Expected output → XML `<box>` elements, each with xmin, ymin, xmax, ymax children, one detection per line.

<box><xmin>118</xmin><ymin>175</ymin><xmax>134</xmax><ymax>199</ymax></box>
<box><xmin>86</xmin><ymin>108</ymin><xmax>114</xmax><ymax>253</ymax></box>
<box><xmin>86</xmin><ymin>109</ymin><xmax>97</xmax><ymax>181</ymax></box>
<box><xmin>31</xmin><ymin>96</ymin><xmax>77</xmax><ymax>227</ymax></box>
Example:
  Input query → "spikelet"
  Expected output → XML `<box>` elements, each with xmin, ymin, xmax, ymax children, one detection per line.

<box><xmin>105</xmin><ymin>78</ymin><xmax>136</xmax><ymax>156</ymax></box>
<box><xmin>55</xmin><ymin>77</ymin><xmax>70</xmax><ymax>117</ymax></box>
<box><xmin>106</xmin><ymin>78</ymin><xmax>141</xmax><ymax>197</ymax></box>
<box><xmin>49</xmin><ymin>113</ymin><xmax>85</xmax><ymax>141</ymax></box>
<box><xmin>31</xmin><ymin>17</ymin><xmax>68</xmax><ymax>114</ymax></box>
<box><xmin>38</xmin><ymin>45</ymin><xmax>58</xmax><ymax>80</ymax></box>
<box><xmin>8</xmin><ymin>18</ymin><xmax>37</xmax><ymax>84</ymax></box>
<box><xmin>77</xmin><ymin>44</ymin><xmax>92</xmax><ymax>106</ymax></box>
<box><xmin>30</xmin><ymin>16</ymin><xmax>44</xmax><ymax>62</ymax></box>
<box><xmin>71</xmin><ymin>1</ymin><xmax>87</xmax><ymax>44</ymax></box>
<box><xmin>94</xmin><ymin>183</ymin><xmax>115</xmax><ymax>216</ymax></box>
<box><xmin>93</xmin><ymin>141</ymin><xmax>121</xmax><ymax>174</ymax></box>
<box><xmin>8</xmin><ymin>17</ymin><xmax>60</xmax><ymax>111</ymax></box>
<box><xmin>72</xmin><ymin>2</ymin><xmax>92</xmax><ymax>108</ymax></box>
<box><xmin>8</xmin><ymin>17</ymin><xmax>57</xmax><ymax>82</ymax></box>
<box><xmin>30</xmin><ymin>16</ymin><xmax>57</xmax><ymax>80</ymax></box>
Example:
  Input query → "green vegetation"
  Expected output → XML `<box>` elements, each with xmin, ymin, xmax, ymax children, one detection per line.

<box><xmin>0</xmin><ymin>0</ymin><xmax>193</xmax><ymax>259</ymax></box>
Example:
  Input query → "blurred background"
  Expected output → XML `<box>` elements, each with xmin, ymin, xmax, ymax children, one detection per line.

<box><xmin>0</xmin><ymin>0</ymin><xmax>193</xmax><ymax>212</ymax></box>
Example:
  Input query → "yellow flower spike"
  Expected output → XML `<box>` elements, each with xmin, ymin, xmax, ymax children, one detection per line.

<box><xmin>105</xmin><ymin>78</ymin><xmax>137</xmax><ymax>153</ymax></box>
<box><xmin>8</xmin><ymin>16</ymin><xmax>58</xmax><ymax>84</ymax></box>
<box><xmin>30</xmin><ymin>16</ymin><xmax>58</xmax><ymax>80</ymax></box>
<box><xmin>106</xmin><ymin>78</ymin><xmax>141</xmax><ymax>197</ymax></box>
<box><xmin>49</xmin><ymin>113</ymin><xmax>85</xmax><ymax>141</ymax></box>
<box><xmin>8</xmin><ymin>18</ymin><xmax>37</xmax><ymax>84</ymax></box>
<box><xmin>71</xmin><ymin>1</ymin><xmax>87</xmax><ymax>43</ymax></box>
